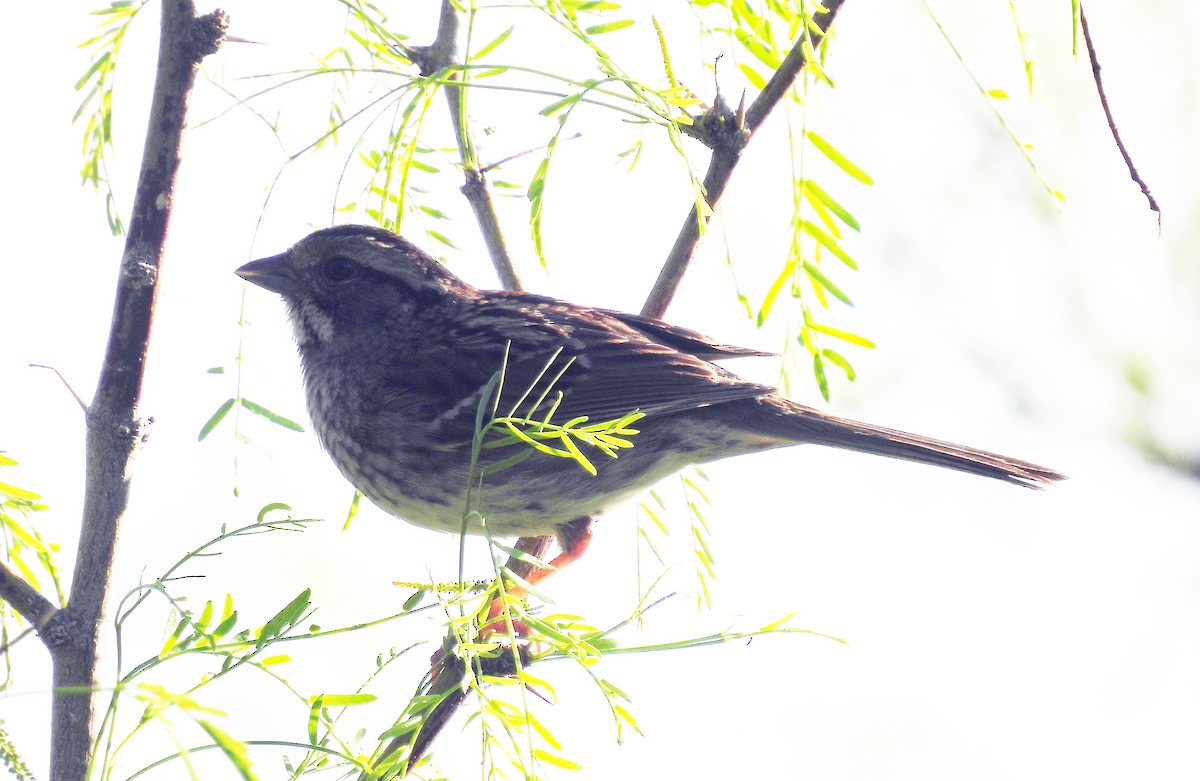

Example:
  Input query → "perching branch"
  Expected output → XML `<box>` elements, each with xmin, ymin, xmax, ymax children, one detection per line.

<box><xmin>641</xmin><ymin>0</ymin><xmax>846</xmax><ymax>320</ymax></box>
<box><xmin>42</xmin><ymin>4</ymin><xmax>226</xmax><ymax>780</ymax></box>
<box><xmin>364</xmin><ymin>5</ymin><xmax>848</xmax><ymax>776</ymax></box>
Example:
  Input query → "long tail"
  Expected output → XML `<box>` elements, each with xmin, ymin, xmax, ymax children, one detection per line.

<box><xmin>760</xmin><ymin>397</ymin><xmax>1066</xmax><ymax>489</ymax></box>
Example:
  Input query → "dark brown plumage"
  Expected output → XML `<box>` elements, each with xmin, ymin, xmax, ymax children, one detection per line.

<box><xmin>236</xmin><ymin>225</ymin><xmax>1064</xmax><ymax>557</ymax></box>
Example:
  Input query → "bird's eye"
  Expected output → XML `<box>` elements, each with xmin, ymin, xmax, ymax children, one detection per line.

<box><xmin>322</xmin><ymin>256</ymin><xmax>357</xmax><ymax>283</ymax></box>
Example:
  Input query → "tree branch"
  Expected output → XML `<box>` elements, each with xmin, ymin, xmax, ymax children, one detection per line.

<box><xmin>0</xmin><ymin>560</ymin><xmax>57</xmax><ymax>641</ymax></box>
<box><xmin>46</xmin><ymin>4</ymin><xmax>226</xmax><ymax>780</ymax></box>
<box><xmin>409</xmin><ymin>0</ymin><xmax>522</xmax><ymax>290</ymax></box>
<box><xmin>641</xmin><ymin>0</ymin><xmax>846</xmax><ymax>319</ymax></box>
<box><xmin>1078</xmin><ymin>3</ymin><xmax>1160</xmax><ymax>229</ymax></box>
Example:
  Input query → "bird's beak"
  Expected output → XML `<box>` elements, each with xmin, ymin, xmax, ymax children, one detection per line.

<box><xmin>236</xmin><ymin>252</ymin><xmax>298</xmax><ymax>297</ymax></box>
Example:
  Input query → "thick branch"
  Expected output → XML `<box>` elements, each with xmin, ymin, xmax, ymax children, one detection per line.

<box><xmin>48</xmin><ymin>4</ymin><xmax>226</xmax><ymax>781</ymax></box>
<box><xmin>641</xmin><ymin>0</ymin><xmax>846</xmax><ymax>319</ymax></box>
<box><xmin>0</xmin><ymin>561</ymin><xmax>57</xmax><ymax>635</ymax></box>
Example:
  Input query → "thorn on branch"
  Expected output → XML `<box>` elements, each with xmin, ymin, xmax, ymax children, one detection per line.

<box><xmin>30</xmin><ymin>364</ymin><xmax>89</xmax><ymax>413</ymax></box>
<box><xmin>678</xmin><ymin>63</ymin><xmax>750</xmax><ymax>155</ymax></box>
<box><xmin>188</xmin><ymin>9</ymin><xmax>229</xmax><ymax>62</ymax></box>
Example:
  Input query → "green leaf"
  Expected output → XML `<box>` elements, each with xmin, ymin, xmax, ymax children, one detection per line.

<box><xmin>312</xmin><ymin>693</ymin><xmax>377</xmax><ymax>707</ymax></box>
<box><xmin>803</xmin><ymin>180</ymin><xmax>861</xmax><ymax>231</ymax></box>
<box><xmin>738</xmin><ymin>62</ymin><xmax>767</xmax><ymax>91</ymax></box>
<box><xmin>0</xmin><ymin>481</ymin><xmax>40</xmax><ymax>501</ymax></box>
<box><xmin>160</xmin><ymin>616</ymin><xmax>192</xmax><ymax>657</ymax></box>
<box><xmin>73</xmin><ymin>51</ymin><xmax>111</xmax><ymax>91</ymax></box>
<box><xmin>402</xmin><ymin>589</ymin><xmax>426</xmax><ymax>611</ymax></box>
<box><xmin>256</xmin><ymin>502</ymin><xmax>292</xmax><ymax>523</ymax></box>
<box><xmin>342</xmin><ymin>490</ymin><xmax>362</xmax><ymax>531</ymax></box>
<box><xmin>212</xmin><ymin>610</ymin><xmax>239</xmax><ymax>641</ymax></box>
<box><xmin>307</xmin><ymin>697</ymin><xmax>321</xmax><ymax>745</ymax></box>
<box><xmin>821</xmin><ymin>348</ymin><xmax>857</xmax><ymax>381</ymax></box>
<box><xmin>199</xmin><ymin>720</ymin><xmax>257</xmax><ymax>781</ymax></box>
<box><xmin>807</xmin><ymin>321</ymin><xmax>877</xmax><ymax>349</ymax></box>
<box><xmin>198</xmin><ymin>397</ymin><xmax>236</xmax><ymax>441</ymax></box>
<box><xmin>757</xmin><ymin>260</ymin><xmax>799</xmax><ymax>326</ymax></box>
<box><xmin>379</xmin><ymin>716</ymin><xmax>425</xmax><ymax>740</ymax></box>
<box><xmin>760</xmin><ymin>611</ymin><xmax>797</xmax><ymax>632</ymax></box>
<box><xmin>427</xmin><ymin>230</ymin><xmax>456</xmax><ymax>248</ymax></box>
<box><xmin>800</xmin><ymin>220</ymin><xmax>858</xmax><ymax>269</ymax></box>
<box><xmin>584</xmin><ymin>19</ymin><xmax>634</xmax><ymax>35</ymax></box>
<box><xmin>539</xmin><ymin>93</ymin><xmax>581</xmax><ymax>117</ymax></box>
<box><xmin>471</xmin><ymin>25</ymin><xmax>514</xmax><ymax>60</ymax></box>
<box><xmin>239</xmin><ymin>398</ymin><xmax>304</xmax><ymax>432</ymax></box>
<box><xmin>806</xmin><ymin>131</ymin><xmax>874</xmax><ymax>184</ymax></box>
<box><xmin>812</xmin><ymin>352</ymin><xmax>831</xmax><ymax>401</ymax></box>
<box><xmin>533</xmin><ymin>749</ymin><xmax>582</xmax><ymax>770</ymax></box>
<box><xmin>801</xmin><ymin>261</ymin><xmax>853</xmax><ymax>306</ymax></box>
<box><xmin>257</xmin><ymin>589</ymin><xmax>311</xmax><ymax>647</ymax></box>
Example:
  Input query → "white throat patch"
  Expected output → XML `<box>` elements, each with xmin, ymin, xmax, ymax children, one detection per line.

<box><xmin>289</xmin><ymin>299</ymin><xmax>336</xmax><ymax>346</ymax></box>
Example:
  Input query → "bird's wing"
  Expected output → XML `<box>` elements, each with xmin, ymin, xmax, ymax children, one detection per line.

<box><xmin>600</xmin><ymin>308</ymin><xmax>773</xmax><ymax>360</ymax></box>
<box><xmin>478</xmin><ymin>293</ymin><xmax>774</xmax><ymax>424</ymax></box>
<box><xmin>364</xmin><ymin>292</ymin><xmax>775</xmax><ymax>440</ymax></box>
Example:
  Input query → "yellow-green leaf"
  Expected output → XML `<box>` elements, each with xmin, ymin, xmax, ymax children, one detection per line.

<box><xmin>471</xmin><ymin>25</ymin><xmax>514</xmax><ymax>61</ymax></box>
<box><xmin>806</xmin><ymin>131</ymin><xmax>874</xmax><ymax>184</ymax></box>
<box><xmin>585</xmin><ymin>19</ymin><xmax>634</xmax><ymax>35</ymax></box>
<box><xmin>801</xmin><ymin>220</ymin><xmax>858</xmax><ymax>269</ymax></box>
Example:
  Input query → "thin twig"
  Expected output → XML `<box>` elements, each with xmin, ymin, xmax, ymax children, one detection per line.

<box><xmin>642</xmin><ymin>0</ymin><xmax>845</xmax><ymax>320</ymax></box>
<box><xmin>371</xmin><ymin>5</ymin><xmax>540</xmax><ymax>774</ymax></box>
<box><xmin>43</xmin><ymin>4</ymin><xmax>226</xmax><ymax>780</ymax></box>
<box><xmin>409</xmin><ymin>0</ymin><xmax>522</xmax><ymax>290</ymax></box>
<box><xmin>1079</xmin><ymin>3</ymin><xmax>1160</xmax><ymax>229</ymax></box>
<box><xmin>30</xmin><ymin>364</ymin><xmax>89</xmax><ymax>412</ymax></box>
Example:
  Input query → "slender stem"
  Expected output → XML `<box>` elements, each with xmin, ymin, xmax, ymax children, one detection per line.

<box><xmin>1078</xmin><ymin>3</ymin><xmax>1159</xmax><ymax>228</ymax></box>
<box><xmin>412</xmin><ymin>0</ymin><xmax>522</xmax><ymax>290</ymax></box>
<box><xmin>45</xmin><ymin>5</ymin><xmax>226</xmax><ymax>780</ymax></box>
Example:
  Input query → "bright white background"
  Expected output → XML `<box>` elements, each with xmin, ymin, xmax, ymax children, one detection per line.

<box><xmin>3</xmin><ymin>1</ymin><xmax>1199</xmax><ymax>779</ymax></box>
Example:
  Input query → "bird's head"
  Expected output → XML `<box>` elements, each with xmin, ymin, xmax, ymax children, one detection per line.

<box><xmin>236</xmin><ymin>225</ymin><xmax>476</xmax><ymax>347</ymax></box>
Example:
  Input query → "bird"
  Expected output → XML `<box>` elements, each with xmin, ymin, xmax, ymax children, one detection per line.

<box><xmin>236</xmin><ymin>224</ymin><xmax>1064</xmax><ymax>576</ymax></box>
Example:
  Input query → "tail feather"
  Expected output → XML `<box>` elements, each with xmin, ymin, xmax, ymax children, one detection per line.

<box><xmin>765</xmin><ymin>399</ymin><xmax>1066</xmax><ymax>489</ymax></box>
